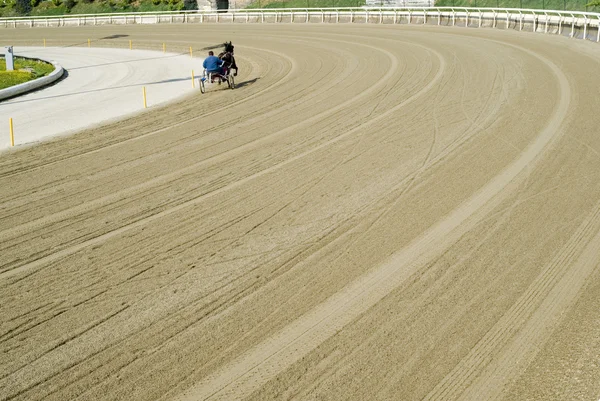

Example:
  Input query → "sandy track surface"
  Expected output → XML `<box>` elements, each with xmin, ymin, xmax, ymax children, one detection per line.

<box><xmin>1</xmin><ymin>24</ymin><xmax>600</xmax><ymax>401</ymax></box>
<box><xmin>1</xmin><ymin>46</ymin><xmax>203</xmax><ymax>150</ymax></box>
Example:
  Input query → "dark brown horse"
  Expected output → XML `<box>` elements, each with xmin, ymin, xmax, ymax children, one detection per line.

<box><xmin>219</xmin><ymin>41</ymin><xmax>238</xmax><ymax>76</ymax></box>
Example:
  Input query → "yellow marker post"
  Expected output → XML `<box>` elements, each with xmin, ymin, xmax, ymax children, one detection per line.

<box><xmin>129</xmin><ymin>40</ymin><xmax>132</xmax><ymax>50</ymax></box>
<box><xmin>88</xmin><ymin>38</ymin><xmax>91</xmax><ymax>47</ymax></box>
<box><xmin>189</xmin><ymin>46</ymin><xmax>193</xmax><ymax>58</ymax></box>
<box><xmin>163</xmin><ymin>43</ymin><xmax>166</xmax><ymax>53</ymax></box>
<box><xmin>9</xmin><ymin>118</ymin><xmax>14</xmax><ymax>147</ymax></box>
<box><xmin>143</xmin><ymin>87</ymin><xmax>147</xmax><ymax>108</ymax></box>
<box><xmin>192</xmin><ymin>70</ymin><xmax>195</xmax><ymax>88</ymax></box>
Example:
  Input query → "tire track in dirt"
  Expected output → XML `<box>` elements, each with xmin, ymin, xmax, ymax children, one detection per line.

<box><xmin>0</xmin><ymin>37</ymin><xmax>405</xmax><ymax>279</ymax></box>
<box><xmin>171</xmin><ymin>38</ymin><xmax>571</xmax><ymax>401</ymax></box>
<box><xmin>462</xmin><ymin>202</ymin><xmax>600</xmax><ymax>401</ymax></box>
<box><xmin>0</xmin><ymin>45</ymin><xmax>294</xmax><ymax>179</ymax></box>
<box><xmin>2</xmin><ymin>25</ymin><xmax>594</xmax><ymax>401</ymax></box>
<box><xmin>418</xmin><ymin>40</ymin><xmax>574</xmax><ymax>401</ymax></box>
<box><xmin>0</xmin><ymin>36</ymin><xmax>439</xmax><ymax>400</ymax></box>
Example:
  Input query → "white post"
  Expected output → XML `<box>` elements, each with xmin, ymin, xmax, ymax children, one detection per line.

<box><xmin>437</xmin><ymin>11</ymin><xmax>440</xmax><ymax>25</ymax></box>
<box><xmin>597</xmin><ymin>17</ymin><xmax>600</xmax><ymax>42</ymax></box>
<box><xmin>583</xmin><ymin>16</ymin><xmax>588</xmax><ymax>40</ymax></box>
<box><xmin>571</xmin><ymin>15</ymin><xmax>575</xmax><ymax>38</ymax></box>
<box><xmin>424</xmin><ymin>10</ymin><xmax>427</xmax><ymax>24</ymax></box>
<box><xmin>4</xmin><ymin>46</ymin><xmax>14</xmax><ymax>71</ymax></box>
<box><xmin>466</xmin><ymin>11</ymin><xmax>469</xmax><ymax>27</ymax></box>
<box><xmin>506</xmin><ymin>10</ymin><xmax>509</xmax><ymax>29</ymax></box>
<box><xmin>558</xmin><ymin>15</ymin><xmax>562</xmax><ymax>34</ymax></box>
<box><xmin>533</xmin><ymin>12</ymin><xmax>537</xmax><ymax>33</ymax></box>
<box><xmin>520</xmin><ymin>12</ymin><xmax>523</xmax><ymax>31</ymax></box>
<box><xmin>336</xmin><ymin>11</ymin><xmax>339</xmax><ymax>23</ymax></box>
<box><xmin>394</xmin><ymin>11</ymin><xmax>398</xmax><ymax>24</ymax></box>
<box><xmin>478</xmin><ymin>10</ymin><xmax>482</xmax><ymax>27</ymax></box>
<box><xmin>452</xmin><ymin>11</ymin><xmax>455</xmax><ymax>26</ymax></box>
<box><xmin>545</xmin><ymin>12</ymin><xmax>548</xmax><ymax>33</ymax></box>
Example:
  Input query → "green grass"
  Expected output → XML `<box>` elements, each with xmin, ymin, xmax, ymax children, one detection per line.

<box><xmin>434</xmin><ymin>0</ymin><xmax>600</xmax><ymax>12</ymax></box>
<box><xmin>1</xmin><ymin>0</ymin><xmax>596</xmax><ymax>16</ymax></box>
<box><xmin>245</xmin><ymin>0</ymin><xmax>365</xmax><ymax>8</ymax></box>
<box><xmin>0</xmin><ymin>71</ymin><xmax>33</xmax><ymax>90</ymax></box>
<box><xmin>0</xmin><ymin>57</ymin><xmax>55</xmax><ymax>90</ymax></box>
<box><xmin>1</xmin><ymin>0</ymin><xmax>186</xmax><ymax>17</ymax></box>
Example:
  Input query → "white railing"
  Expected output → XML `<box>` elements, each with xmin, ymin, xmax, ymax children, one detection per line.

<box><xmin>1</xmin><ymin>7</ymin><xmax>599</xmax><ymax>42</ymax></box>
<box><xmin>365</xmin><ymin>0</ymin><xmax>435</xmax><ymax>6</ymax></box>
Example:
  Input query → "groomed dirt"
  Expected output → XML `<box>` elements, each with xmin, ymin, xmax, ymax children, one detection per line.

<box><xmin>1</xmin><ymin>23</ymin><xmax>600</xmax><ymax>401</ymax></box>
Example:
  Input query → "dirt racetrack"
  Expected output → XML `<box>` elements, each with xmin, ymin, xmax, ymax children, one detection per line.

<box><xmin>1</xmin><ymin>22</ymin><xmax>600</xmax><ymax>401</ymax></box>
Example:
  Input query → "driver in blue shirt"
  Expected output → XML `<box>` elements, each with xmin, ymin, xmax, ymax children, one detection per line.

<box><xmin>203</xmin><ymin>51</ymin><xmax>224</xmax><ymax>76</ymax></box>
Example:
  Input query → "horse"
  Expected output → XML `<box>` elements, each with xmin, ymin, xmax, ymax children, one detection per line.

<box><xmin>219</xmin><ymin>41</ymin><xmax>238</xmax><ymax>76</ymax></box>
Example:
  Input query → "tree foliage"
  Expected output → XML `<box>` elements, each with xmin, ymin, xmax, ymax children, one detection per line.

<box><xmin>14</xmin><ymin>0</ymin><xmax>31</xmax><ymax>13</ymax></box>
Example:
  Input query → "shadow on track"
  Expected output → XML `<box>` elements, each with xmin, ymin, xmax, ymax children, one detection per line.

<box><xmin>235</xmin><ymin>77</ymin><xmax>260</xmax><ymax>88</ymax></box>
<box><xmin>4</xmin><ymin>76</ymin><xmax>192</xmax><ymax>105</ymax></box>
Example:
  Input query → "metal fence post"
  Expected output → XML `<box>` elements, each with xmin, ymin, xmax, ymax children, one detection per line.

<box><xmin>558</xmin><ymin>15</ymin><xmax>563</xmax><ymax>34</ymax></box>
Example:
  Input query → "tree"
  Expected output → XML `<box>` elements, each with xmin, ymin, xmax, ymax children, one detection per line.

<box><xmin>14</xmin><ymin>0</ymin><xmax>32</xmax><ymax>14</ymax></box>
<box><xmin>586</xmin><ymin>0</ymin><xmax>600</xmax><ymax>5</ymax></box>
<box><xmin>64</xmin><ymin>0</ymin><xmax>76</xmax><ymax>11</ymax></box>
<box><xmin>183</xmin><ymin>0</ymin><xmax>197</xmax><ymax>9</ymax></box>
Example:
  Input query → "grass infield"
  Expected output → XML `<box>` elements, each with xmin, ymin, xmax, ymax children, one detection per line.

<box><xmin>0</xmin><ymin>57</ymin><xmax>55</xmax><ymax>90</ymax></box>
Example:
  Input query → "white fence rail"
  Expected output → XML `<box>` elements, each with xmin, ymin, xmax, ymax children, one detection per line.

<box><xmin>1</xmin><ymin>7</ymin><xmax>599</xmax><ymax>42</ymax></box>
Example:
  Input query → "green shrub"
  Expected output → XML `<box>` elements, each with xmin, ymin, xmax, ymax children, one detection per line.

<box><xmin>29</xmin><ymin>1</ymin><xmax>66</xmax><ymax>15</ymax></box>
<box><xmin>15</xmin><ymin>0</ymin><xmax>32</xmax><ymax>14</ymax></box>
<box><xmin>1</xmin><ymin>0</ymin><xmax>17</xmax><ymax>8</ymax></box>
